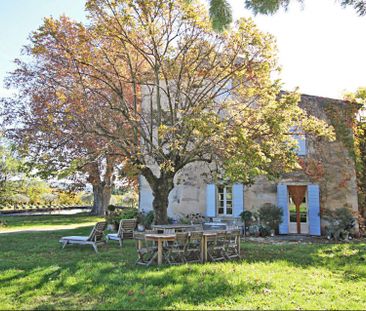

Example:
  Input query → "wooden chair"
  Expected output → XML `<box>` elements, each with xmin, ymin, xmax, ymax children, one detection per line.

<box><xmin>134</xmin><ymin>231</ymin><xmax>158</xmax><ymax>266</ymax></box>
<box><xmin>186</xmin><ymin>231</ymin><xmax>203</xmax><ymax>263</ymax></box>
<box><xmin>59</xmin><ymin>221</ymin><xmax>107</xmax><ymax>253</ymax></box>
<box><xmin>164</xmin><ymin>232</ymin><xmax>189</xmax><ymax>265</ymax></box>
<box><xmin>207</xmin><ymin>231</ymin><xmax>226</xmax><ymax>262</ymax></box>
<box><xmin>106</xmin><ymin>218</ymin><xmax>137</xmax><ymax>247</ymax></box>
<box><xmin>225</xmin><ymin>229</ymin><xmax>241</xmax><ymax>259</ymax></box>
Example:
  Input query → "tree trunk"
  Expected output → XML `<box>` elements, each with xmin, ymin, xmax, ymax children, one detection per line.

<box><xmin>90</xmin><ymin>182</ymin><xmax>112</xmax><ymax>216</ymax></box>
<box><xmin>141</xmin><ymin>167</ymin><xmax>175</xmax><ymax>224</ymax></box>
<box><xmin>152</xmin><ymin>187</ymin><xmax>170</xmax><ymax>224</ymax></box>
<box><xmin>86</xmin><ymin>156</ymin><xmax>116</xmax><ymax>216</ymax></box>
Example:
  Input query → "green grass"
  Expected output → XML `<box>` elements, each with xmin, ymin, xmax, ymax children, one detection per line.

<box><xmin>0</xmin><ymin>214</ymin><xmax>103</xmax><ymax>232</ymax></box>
<box><xmin>0</xmin><ymin>216</ymin><xmax>366</xmax><ymax>309</ymax></box>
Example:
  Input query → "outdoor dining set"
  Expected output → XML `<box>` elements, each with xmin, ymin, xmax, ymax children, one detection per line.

<box><xmin>59</xmin><ymin>220</ymin><xmax>241</xmax><ymax>266</ymax></box>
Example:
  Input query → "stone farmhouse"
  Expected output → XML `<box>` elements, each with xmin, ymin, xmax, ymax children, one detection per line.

<box><xmin>139</xmin><ymin>94</ymin><xmax>359</xmax><ymax>235</ymax></box>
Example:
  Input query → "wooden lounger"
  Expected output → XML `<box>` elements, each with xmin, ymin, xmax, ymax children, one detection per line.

<box><xmin>59</xmin><ymin>221</ymin><xmax>107</xmax><ymax>253</ymax></box>
<box><xmin>106</xmin><ymin>218</ymin><xmax>137</xmax><ymax>247</ymax></box>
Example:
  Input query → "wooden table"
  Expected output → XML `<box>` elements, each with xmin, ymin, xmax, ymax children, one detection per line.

<box><xmin>144</xmin><ymin>233</ymin><xmax>176</xmax><ymax>265</ymax></box>
<box><xmin>151</xmin><ymin>224</ymin><xmax>196</xmax><ymax>233</ymax></box>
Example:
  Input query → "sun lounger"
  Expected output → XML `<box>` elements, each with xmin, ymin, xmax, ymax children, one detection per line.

<box><xmin>59</xmin><ymin>221</ymin><xmax>107</xmax><ymax>253</ymax></box>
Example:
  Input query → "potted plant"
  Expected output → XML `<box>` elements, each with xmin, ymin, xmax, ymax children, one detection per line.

<box><xmin>105</xmin><ymin>205</ymin><xmax>120</xmax><ymax>231</ymax></box>
<box><xmin>137</xmin><ymin>210</ymin><xmax>155</xmax><ymax>231</ymax></box>
<box><xmin>257</xmin><ymin>203</ymin><xmax>283</xmax><ymax>236</ymax></box>
<box><xmin>240</xmin><ymin>211</ymin><xmax>253</xmax><ymax>237</ymax></box>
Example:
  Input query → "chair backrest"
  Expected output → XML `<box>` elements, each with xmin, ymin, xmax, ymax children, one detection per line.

<box><xmin>188</xmin><ymin>224</ymin><xmax>203</xmax><ymax>231</ymax></box>
<box><xmin>88</xmin><ymin>221</ymin><xmax>107</xmax><ymax>242</ymax></box>
<box><xmin>173</xmin><ymin>232</ymin><xmax>188</xmax><ymax>248</ymax></box>
<box><xmin>188</xmin><ymin>231</ymin><xmax>203</xmax><ymax>248</ymax></box>
<box><xmin>133</xmin><ymin>231</ymin><xmax>145</xmax><ymax>240</ymax></box>
<box><xmin>226</xmin><ymin>229</ymin><xmax>240</xmax><ymax>244</ymax></box>
<box><xmin>145</xmin><ymin>229</ymin><xmax>158</xmax><ymax>234</ymax></box>
<box><xmin>216</xmin><ymin>231</ymin><xmax>227</xmax><ymax>240</ymax></box>
<box><xmin>189</xmin><ymin>231</ymin><xmax>203</xmax><ymax>241</ymax></box>
<box><xmin>163</xmin><ymin>228</ymin><xmax>175</xmax><ymax>234</ymax></box>
<box><xmin>118</xmin><ymin>219</ymin><xmax>137</xmax><ymax>236</ymax></box>
<box><xmin>227</xmin><ymin>225</ymin><xmax>240</xmax><ymax>231</ymax></box>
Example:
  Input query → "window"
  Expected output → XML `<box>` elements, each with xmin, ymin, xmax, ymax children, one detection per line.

<box><xmin>290</xmin><ymin>127</ymin><xmax>307</xmax><ymax>156</ymax></box>
<box><xmin>217</xmin><ymin>185</ymin><xmax>233</xmax><ymax>216</ymax></box>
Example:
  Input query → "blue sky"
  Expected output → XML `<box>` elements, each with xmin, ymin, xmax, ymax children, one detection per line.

<box><xmin>1</xmin><ymin>0</ymin><xmax>366</xmax><ymax>99</ymax></box>
<box><xmin>0</xmin><ymin>0</ymin><xmax>86</xmax><ymax>98</ymax></box>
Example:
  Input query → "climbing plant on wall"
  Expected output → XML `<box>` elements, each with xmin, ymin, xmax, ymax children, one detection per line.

<box><xmin>344</xmin><ymin>88</ymin><xmax>366</xmax><ymax>221</ymax></box>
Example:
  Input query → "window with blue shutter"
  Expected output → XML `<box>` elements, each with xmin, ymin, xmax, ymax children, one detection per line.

<box><xmin>232</xmin><ymin>183</ymin><xmax>244</xmax><ymax>217</ymax></box>
<box><xmin>206</xmin><ymin>184</ymin><xmax>216</xmax><ymax>217</ymax></box>
<box><xmin>308</xmin><ymin>184</ymin><xmax>321</xmax><ymax>236</ymax></box>
<box><xmin>295</xmin><ymin>134</ymin><xmax>307</xmax><ymax>156</ymax></box>
<box><xmin>290</xmin><ymin>127</ymin><xmax>307</xmax><ymax>156</ymax></box>
<box><xmin>277</xmin><ymin>184</ymin><xmax>289</xmax><ymax>234</ymax></box>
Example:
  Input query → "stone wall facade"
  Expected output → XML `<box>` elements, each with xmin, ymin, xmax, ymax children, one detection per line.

<box><xmin>139</xmin><ymin>94</ymin><xmax>359</xmax><ymax>235</ymax></box>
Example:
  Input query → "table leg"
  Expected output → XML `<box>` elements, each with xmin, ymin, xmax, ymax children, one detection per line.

<box><xmin>137</xmin><ymin>240</ymin><xmax>142</xmax><ymax>250</ymax></box>
<box><xmin>237</xmin><ymin>234</ymin><xmax>241</xmax><ymax>257</ymax></box>
<box><xmin>157</xmin><ymin>239</ymin><xmax>163</xmax><ymax>265</ymax></box>
<box><xmin>202</xmin><ymin>236</ymin><xmax>208</xmax><ymax>263</ymax></box>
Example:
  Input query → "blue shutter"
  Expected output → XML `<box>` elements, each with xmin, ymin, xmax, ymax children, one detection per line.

<box><xmin>277</xmin><ymin>184</ymin><xmax>289</xmax><ymax>234</ymax></box>
<box><xmin>232</xmin><ymin>183</ymin><xmax>244</xmax><ymax>217</ymax></box>
<box><xmin>206</xmin><ymin>184</ymin><xmax>216</xmax><ymax>217</ymax></box>
<box><xmin>308</xmin><ymin>184</ymin><xmax>321</xmax><ymax>236</ymax></box>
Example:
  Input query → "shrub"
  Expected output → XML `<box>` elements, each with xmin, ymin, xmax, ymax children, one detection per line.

<box><xmin>137</xmin><ymin>210</ymin><xmax>155</xmax><ymax>229</ymax></box>
<box><xmin>258</xmin><ymin>203</ymin><xmax>283</xmax><ymax>234</ymax></box>
<box><xmin>107</xmin><ymin>204</ymin><xmax>117</xmax><ymax>212</ymax></box>
<box><xmin>240</xmin><ymin>211</ymin><xmax>253</xmax><ymax>224</ymax></box>
<box><xmin>323</xmin><ymin>207</ymin><xmax>356</xmax><ymax>241</ymax></box>
<box><xmin>120</xmin><ymin>208</ymin><xmax>138</xmax><ymax>219</ymax></box>
<box><xmin>106</xmin><ymin>206</ymin><xmax>139</xmax><ymax>230</ymax></box>
<box><xmin>180</xmin><ymin>213</ymin><xmax>205</xmax><ymax>224</ymax></box>
<box><xmin>259</xmin><ymin>225</ymin><xmax>272</xmax><ymax>237</ymax></box>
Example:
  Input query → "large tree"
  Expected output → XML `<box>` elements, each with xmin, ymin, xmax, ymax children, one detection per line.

<box><xmin>3</xmin><ymin>0</ymin><xmax>332</xmax><ymax>223</ymax></box>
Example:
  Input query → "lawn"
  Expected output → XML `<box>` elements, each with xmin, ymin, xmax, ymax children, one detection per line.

<box><xmin>0</xmin><ymin>216</ymin><xmax>366</xmax><ymax>310</ymax></box>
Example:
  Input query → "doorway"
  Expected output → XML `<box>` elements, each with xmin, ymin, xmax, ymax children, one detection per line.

<box><xmin>288</xmin><ymin>185</ymin><xmax>309</xmax><ymax>234</ymax></box>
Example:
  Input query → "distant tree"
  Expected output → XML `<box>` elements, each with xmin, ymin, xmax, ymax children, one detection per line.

<box><xmin>0</xmin><ymin>138</ymin><xmax>58</xmax><ymax>206</ymax></box>
<box><xmin>209</xmin><ymin>0</ymin><xmax>366</xmax><ymax>31</ymax></box>
<box><xmin>209</xmin><ymin>0</ymin><xmax>233</xmax><ymax>31</ymax></box>
<box><xmin>244</xmin><ymin>0</ymin><xmax>366</xmax><ymax>15</ymax></box>
<box><xmin>0</xmin><ymin>140</ymin><xmax>25</xmax><ymax>205</ymax></box>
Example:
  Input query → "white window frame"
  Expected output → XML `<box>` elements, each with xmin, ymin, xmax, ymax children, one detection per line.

<box><xmin>217</xmin><ymin>185</ymin><xmax>233</xmax><ymax>216</ymax></box>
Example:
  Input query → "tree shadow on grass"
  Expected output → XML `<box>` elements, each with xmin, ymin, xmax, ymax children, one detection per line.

<box><xmin>1</xmin><ymin>228</ymin><xmax>365</xmax><ymax>309</ymax></box>
<box><xmin>38</xmin><ymin>261</ymin><xmax>271</xmax><ymax>310</ymax></box>
<box><xmin>1</xmin><ymin>229</ymin><xmax>272</xmax><ymax>309</ymax></box>
<box><xmin>241</xmin><ymin>241</ymin><xmax>366</xmax><ymax>281</ymax></box>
